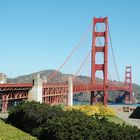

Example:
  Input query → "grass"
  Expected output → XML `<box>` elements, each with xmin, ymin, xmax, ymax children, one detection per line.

<box><xmin>107</xmin><ymin>115</ymin><xmax>125</xmax><ymax>124</ymax></box>
<box><xmin>0</xmin><ymin>119</ymin><xmax>37</xmax><ymax>140</ymax></box>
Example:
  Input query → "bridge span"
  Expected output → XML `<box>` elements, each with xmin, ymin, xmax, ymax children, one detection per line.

<box><xmin>0</xmin><ymin>72</ymin><xmax>132</xmax><ymax>112</ymax></box>
<box><xmin>0</xmin><ymin>17</ymin><xmax>133</xmax><ymax>112</ymax></box>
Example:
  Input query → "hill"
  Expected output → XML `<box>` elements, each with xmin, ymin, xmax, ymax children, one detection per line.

<box><xmin>7</xmin><ymin>69</ymin><xmax>140</xmax><ymax>102</ymax></box>
<box><xmin>0</xmin><ymin>119</ymin><xmax>37</xmax><ymax>140</ymax></box>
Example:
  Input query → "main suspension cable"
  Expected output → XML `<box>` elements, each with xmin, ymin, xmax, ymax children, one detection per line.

<box><xmin>108</xmin><ymin>71</ymin><xmax>112</xmax><ymax>82</ymax></box>
<box><xmin>108</xmin><ymin>23</ymin><xmax>121</xmax><ymax>82</ymax></box>
<box><xmin>74</xmin><ymin>23</ymin><xmax>106</xmax><ymax>81</ymax></box>
<box><xmin>74</xmin><ymin>50</ymin><xmax>91</xmax><ymax>76</ymax></box>
<box><xmin>48</xmin><ymin>22</ymin><xmax>92</xmax><ymax>81</ymax></box>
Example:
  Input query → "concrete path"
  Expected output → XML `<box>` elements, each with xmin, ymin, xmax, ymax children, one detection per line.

<box><xmin>116</xmin><ymin>111</ymin><xmax>140</xmax><ymax>129</ymax></box>
<box><xmin>110</xmin><ymin>105</ymin><xmax>140</xmax><ymax>129</ymax></box>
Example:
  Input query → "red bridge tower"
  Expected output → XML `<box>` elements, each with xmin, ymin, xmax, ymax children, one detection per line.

<box><xmin>125</xmin><ymin>66</ymin><xmax>132</xmax><ymax>102</ymax></box>
<box><xmin>90</xmin><ymin>17</ymin><xmax>108</xmax><ymax>106</ymax></box>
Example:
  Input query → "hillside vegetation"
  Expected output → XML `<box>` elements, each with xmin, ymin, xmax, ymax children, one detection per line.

<box><xmin>0</xmin><ymin>119</ymin><xmax>37</xmax><ymax>140</ymax></box>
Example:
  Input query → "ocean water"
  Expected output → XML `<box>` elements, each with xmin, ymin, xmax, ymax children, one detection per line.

<box><xmin>73</xmin><ymin>100</ymin><xmax>89</xmax><ymax>105</ymax></box>
<box><xmin>108</xmin><ymin>102</ymin><xmax>140</xmax><ymax>107</ymax></box>
<box><xmin>73</xmin><ymin>100</ymin><xmax>140</xmax><ymax>107</ymax></box>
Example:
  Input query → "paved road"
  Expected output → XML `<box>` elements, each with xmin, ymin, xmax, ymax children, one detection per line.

<box><xmin>111</xmin><ymin>105</ymin><xmax>140</xmax><ymax>129</ymax></box>
<box><xmin>116</xmin><ymin>111</ymin><xmax>140</xmax><ymax>129</ymax></box>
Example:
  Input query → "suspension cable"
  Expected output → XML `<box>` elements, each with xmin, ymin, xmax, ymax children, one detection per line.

<box><xmin>74</xmin><ymin>50</ymin><xmax>91</xmax><ymax>76</ymax></box>
<box><xmin>108</xmin><ymin>23</ymin><xmax>121</xmax><ymax>82</ymax></box>
<box><xmin>73</xmin><ymin>19</ymin><xmax>119</xmax><ymax>83</ymax></box>
<box><xmin>74</xmin><ymin>23</ymin><xmax>105</xmax><ymax>81</ymax></box>
<box><xmin>48</xmin><ymin>22</ymin><xmax>92</xmax><ymax>81</ymax></box>
<box><xmin>74</xmin><ymin>22</ymin><xmax>109</xmax><ymax>82</ymax></box>
<box><xmin>108</xmin><ymin>71</ymin><xmax>112</xmax><ymax>82</ymax></box>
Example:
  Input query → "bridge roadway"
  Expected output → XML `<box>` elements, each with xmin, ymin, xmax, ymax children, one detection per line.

<box><xmin>73</xmin><ymin>83</ymin><xmax>129</xmax><ymax>93</ymax></box>
<box><xmin>0</xmin><ymin>82</ymin><xmax>130</xmax><ymax>112</ymax></box>
<box><xmin>0</xmin><ymin>82</ymin><xmax>129</xmax><ymax>98</ymax></box>
<box><xmin>0</xmin><ymin>83</ymin><xmax>32</xmax><ymax>91</ymax></box>
<box><xmin>0</xmin><ymin>83</ymin><xmax>32</xmax><ymax>103</ymax></box>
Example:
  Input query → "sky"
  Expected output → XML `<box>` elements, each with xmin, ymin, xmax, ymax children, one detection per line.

<box><xmin>0</xmin><ymin>0</ymin><xmax>140</xmax><ymax>84</ymax></box>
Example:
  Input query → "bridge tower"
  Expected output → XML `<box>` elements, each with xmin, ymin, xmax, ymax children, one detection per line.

<box><xmin>90</xmin><ymin>17</ymin><xmax>108</xmax><ymax>106</ymax></box>
<box><xmin>125</xmin><ymin>66</ymin><xmax>132</xmax><ymax>102</ymax></box>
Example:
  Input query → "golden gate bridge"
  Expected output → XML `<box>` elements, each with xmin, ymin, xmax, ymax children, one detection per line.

<box><xmin>0</xmin><ymin>17</ymin><xmax>133</xmax><ymax>112</ymax></box>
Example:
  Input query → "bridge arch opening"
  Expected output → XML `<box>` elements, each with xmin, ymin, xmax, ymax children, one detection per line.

<box><xmin>95</xmin><ymin>23</ymin><xmax>106</xmax><ymax>32</ymax></box>
<box><xmin>95</xmin><ymin>52</ymin><xmax>104</xmax><ymax>64</ymax></box>
<box><xmin>95</xmin><ymin>71</ymin><xmax>103</xmax><ymax>84</ymax></box>
<box><xmin>95</xmin><ymin>37</ymin><xmax>105</xmax><ymax>46</ymax></box>
<box><xmin>126</xmin><ymin>79</ymin><xmax>130</xmax><ymax>83</ymax></box>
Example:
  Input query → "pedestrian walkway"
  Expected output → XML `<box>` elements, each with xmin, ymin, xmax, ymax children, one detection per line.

<box><xmin>115</xmin><ymin>106</ymin><xmax>140</xmax><ymax>129</ymax></box>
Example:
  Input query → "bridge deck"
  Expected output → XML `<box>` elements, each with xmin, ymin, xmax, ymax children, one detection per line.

<box><xmin>0</xmin><ymin>83</ymin><xmax>129</xmax><ymax>93</ymax></box>
<box><xmin>0</xmin><ymin>82</ymin><xmax>131</xmax><ymax>112</ymax></box>
<box><xmin>0</xmin><ymin>84</ymin><xmax>33</xmax><ymax>91</ymax></box>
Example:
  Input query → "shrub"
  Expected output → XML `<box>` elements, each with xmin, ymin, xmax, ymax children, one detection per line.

<box><xmin>65</xmin><ymin>104</ymin><xmax>115</xmax><ymax>116</ymax></box>
<box><xmin>6</xmin><ymin>101</ymin><xmax>64</xmax><ymax>134</ymax></box>
<box><xmin>6</xmin><ymin>101</ymin><xmax>140</xmax><ymax>140</ymax></box>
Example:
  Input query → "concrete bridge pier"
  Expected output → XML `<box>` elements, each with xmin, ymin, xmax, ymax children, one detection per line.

<box><xmin>67</xmin><ymin>77</ymin><xmax>73</xmax><ymax>106</ymax></box>
<box><xmin>28</xmin><ymin>73</ymin><xmax>42</xmax><ymax>103</ymax></box>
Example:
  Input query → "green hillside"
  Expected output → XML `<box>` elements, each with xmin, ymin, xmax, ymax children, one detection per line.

<box><xmin>0</xmin><ymin>119</ymin><xmax>37</xmax><ymax>140</ymax></box>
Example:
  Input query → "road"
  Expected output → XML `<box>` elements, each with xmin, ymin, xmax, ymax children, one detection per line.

<box><xmin>111</xmin><ymin>105</ymin><xmax>140</xmax><ymax>129</ymax></box>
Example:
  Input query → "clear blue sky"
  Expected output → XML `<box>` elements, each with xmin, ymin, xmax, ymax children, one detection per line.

<box><xmin>0</xmin><ymin>0</ymin><xmax>140</xmax><ymax>84</ymax></box>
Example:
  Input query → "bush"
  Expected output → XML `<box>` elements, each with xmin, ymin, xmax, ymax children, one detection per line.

<box><xmin>6</xmin><ymin>101</ymin><xmax>140</xmax><ymax>140</ymax></box>
<box><xmin>65</xmin><ymin>104</ymin><xmax>115</xmax><ymax>116</ymax></box>
<box><xmin>6</xmin><ymin>101</ymin><xmax>64</xmax><ymax>134</ymax></box>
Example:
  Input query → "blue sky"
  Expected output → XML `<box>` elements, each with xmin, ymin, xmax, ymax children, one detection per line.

<box><xmin>0</xmin><ymin>0</ymin><xmax>140</xmax><ymax>84</ymax></box>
